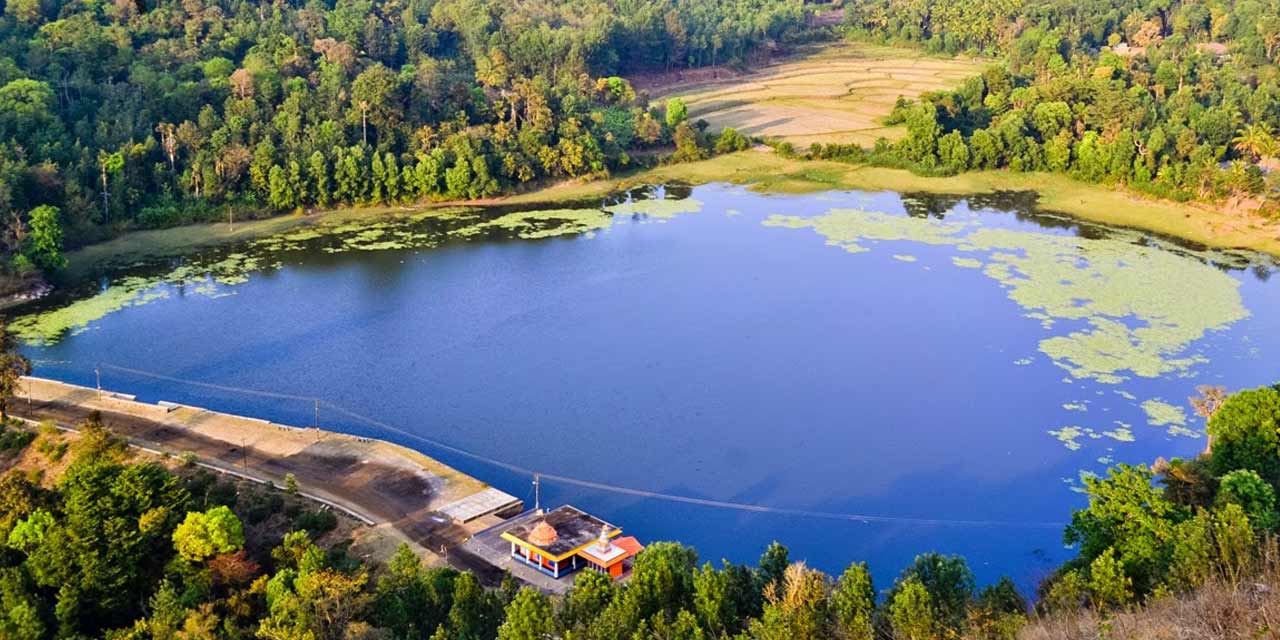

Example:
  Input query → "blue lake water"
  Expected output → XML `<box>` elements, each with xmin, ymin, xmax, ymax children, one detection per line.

<box><xmin>15</xmin><ymin>183</ymin><xmax>1280</xmax><ymax>591</ymax></box>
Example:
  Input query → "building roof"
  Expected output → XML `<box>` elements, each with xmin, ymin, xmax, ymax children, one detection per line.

<box><xmin>579</xmin><ymin>535</ymin><xmax>644</xmax><ymax>567</ymax></box>
<box><xmin>501</xmin><ymin>505</ymin><xmax>619</xmax><ymax>560</ymax></box>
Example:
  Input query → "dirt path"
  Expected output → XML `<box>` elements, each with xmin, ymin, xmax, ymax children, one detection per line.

<box><xmin>14</xmin><ymin>376</ymin><xmax>519</xmax><ymax>584</ymax></box>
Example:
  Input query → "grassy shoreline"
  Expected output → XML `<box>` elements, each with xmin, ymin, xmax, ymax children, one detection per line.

<box><xmin>506</xmin><ymin>151</ymin><xmax>1280</xmax><ymax>256</ymax></box>
<box><xmin>58</xmin><ymin>150</ymin><xmax>1280</xmax><ymax>281</ymax></box>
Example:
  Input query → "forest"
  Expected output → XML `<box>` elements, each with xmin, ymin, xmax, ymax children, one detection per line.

<box><xmin>0</xmin><ymin>0</ymin><xmax>811</xmax><ymax>290</ymax></box>
<box><xmin>834</xmin><ymin>0</ymin><xmax>1280</xmax><ymax>211</ymax></box>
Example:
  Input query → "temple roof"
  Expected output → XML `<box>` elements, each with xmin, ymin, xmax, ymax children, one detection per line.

<box><xmin>502</xmin><ymin>505</ymin><xmax>618</xmax><ymax>559</ymax></box>
<box><xmin>579</xmin><ymin>536</ymin><xmax>644</xmax><ymax>566</ymax></box>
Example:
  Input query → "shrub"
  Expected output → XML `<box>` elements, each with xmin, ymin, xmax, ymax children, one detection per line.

<box><xmin>293</xmin><ymin>508</ymin><xmax>338</xmax><ymax>536</ymax></box>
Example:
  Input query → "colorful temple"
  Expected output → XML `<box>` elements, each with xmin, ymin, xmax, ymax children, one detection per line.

<box><xmin>500</xmin><ymin>505</ymin><xmax>644</xmax><ymax>579</ymax></box>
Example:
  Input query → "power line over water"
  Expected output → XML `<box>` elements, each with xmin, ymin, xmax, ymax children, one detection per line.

<box><xmin>93</xmin><ymin>361</ymin><xmax>1066</xmax><ymax>530</ymax></box>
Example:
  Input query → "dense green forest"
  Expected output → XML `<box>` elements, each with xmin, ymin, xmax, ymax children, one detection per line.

<box><xmin>0</xmin><ymin>0</ymin><xmax>812</xmax><ymax>288</ymax></box>
<box><xmin>834</xmin><ymin>0</ymin><xmax>1280</xmax><ymax>210</ymax></box>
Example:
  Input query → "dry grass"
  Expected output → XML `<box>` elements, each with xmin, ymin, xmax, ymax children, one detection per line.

<box><xmin>1022</xmin><ymin>581</ymin><xmax>1280</xmax><ymax>640</ymax></box>
<box><xmin>653</xmin><ymin>42</ymin><xmax>985</xmax><ymax>146</ymax></box>
<box><xmin>1022</xmin><ymin>542</ymin><xmax>1280</xmax><ymax>640</ymax></box>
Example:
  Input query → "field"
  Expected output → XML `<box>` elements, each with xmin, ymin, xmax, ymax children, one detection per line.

<box><xmin>650</xmin><ymin>43</ymin><xmax>986</xmax><ymax>147</ymax></box>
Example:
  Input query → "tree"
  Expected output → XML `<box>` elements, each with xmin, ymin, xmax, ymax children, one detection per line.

<box><xmin>1207</xmin><ymin>386</ymin><xmax>1280</xmax><ymax>482</ymax></box>
<box><xmin>714</xmin><ymin>128</ymin><xmax>750</xmax><ymax>154</ymax></box>
<box><xmin>890</xmin><ymin>553</ymin><xmax>974</xmax><ymax>633</ymax></box>
<box><xmin>268</xmin><ymin>165</ymin><xmax>295</xmax><ymax>211</ymax></box>
<box><xmin>172</xmin><ymin>506</ymin><xmax>245</xmax><ymax>563</ymax></box>
<box><xmin>1216</xmin><ymin>469</ymin><xmax>1277</xmax><ymax>530</ymax></box>
<box><xmin>0</xmin><ymin>80</ymin><xmax>55</xmax><ymax>142</ymax></box>
<box><xmin>1088</xmin><ymin>547</ymin><xmax>1132</xmax><ymax>609</ymax></box>
<box><xmin>899</xmin><ymin>102</ymin><xmax>941</xmax><ymax>165</ymax></box>
<box><xmin>7</xmin><ymin>509</ymin><xmax>54</xmax><ymax>551</ymax></box>
<box><xmin>309</xmin><ymin>152</ymin><xmax>332</xmax><ymax>208</ymax></box>
<box><xmin>1166</xmin><ymin>510</ymin><xmax>1214</xmax><ymax>591</ymax></box>
<box><xmin>692</xmin><ymin>563</ymin><xmax>734</xmax><ymax>637</ymax></box>
<box><xmin>259</xmin><ymin>567</ymin><xmax>370</xmax><ymax>640</ymax></box>
<box><xmin>752</xmin><ymin>562</ymin><xmax>830</xmax><ymax>640</ymax></box>
<box><xmin>758</xmin><ymin>542</ymin><xmax>789</xmax><ymax>596</ymax></box>
<box><xmin>831</xmin><ymin>562</ymin><xmax>874</xmax><ymax>640</ymax></box>
<box><xmin>672</xmin><ymin>121</ymin><xmax>704</xmax><ymax>161</ymax></box>
<box><xmin>497</xmin><ymin>588</ymin><xmax>553</xmax><ymax>640</ymax></box>
<box><xmin>351</xmin><ymin>64</ymin><xmax>403</xmax><ymax>146</ymax></box>
<box><xmin>24</xmin><ymin>205</ymin><xmax>64</xmax><ymax>271</ymax></box>
<box><xmin>665</xmin><ymin>98</ymin><xmax>688</xmax><ymax>128</ymax></box>
<box><xmin>628</xmin><ymin>541</ymin><xmax>698</xmax><ymax>620</ymax></box>
<box><xmin>446</xmin><ymin>572</ymin><xmax>501</xmax><ymax>640</ymax></box>
<box><xmin>889</xmin><ymin>577</ymin><xmax>936</xmax><ymax>640</ymax></box>
<box><xmin>0</xmin><ymin>325</ymin><xmax>31</xmax><ymax>420</ymax></box>
<box><xmin>96</xmin><ymin>151</ymin><xmax>124</xmax><ymax>221</ymax></box>
<box><xmin>1231</xmin><ymin>123</ymin><xmax>1277</xmax><ymax>162</ymax></box>
<box><xmin>938</xmin><ymin>131</ymin><xmax>969</xmax><ymax>173</ymax></box>
<box><xmin>374</xmin><ymin>544</ymin><xmax>458</xmax><ymax>638</ymax></box>
<box><xmin>1065</xmin><ymin>464</ymin><xmax>1183</xmax><ymax>595</ymax></box>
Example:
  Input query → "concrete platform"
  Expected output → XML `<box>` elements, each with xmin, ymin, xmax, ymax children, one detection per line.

<box><xmin>438</xmin><ymin>487</ymin><xmax>522</xmax><ymax>523</ymax></box>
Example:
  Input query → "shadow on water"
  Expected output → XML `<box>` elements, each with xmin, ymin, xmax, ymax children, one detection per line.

<box><xmin>899</xmin><ymin>189</ymin><xmax>1278</xmax><ymax>278</ymax></box>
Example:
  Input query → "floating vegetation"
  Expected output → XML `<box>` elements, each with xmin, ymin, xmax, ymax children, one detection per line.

<box><xmin>1050</xmin><ymin>422</ymin><xmax>1132</xmax><ymax>450</ymax></box>
<box><xmin>1114</xmin><ymin>390</ymin><xmax>1137</xmax><ymax>400</ymax></box>
<box><xmin>952</xmin><ymin>257</ymin><xmax>983</xmax><ymax>268</ymax></box>
<box><xmin>892</xmin><ymin>254</ymin><xmax>917</xmax><ymax>262</ymax></box>
<box><xmin>1063</xmin><ymin>402</ymin><xmax>1088</xmax><ymax>412</ymax></box>
<box><xmin>1050</xmin><ymin>426</ymin><xmax>1086</xmax><ymax>450</ymax></box>
<box><xmin>1141</xmin><ymin>399</ymin><xmax>1186</xmax><ymax>427</ymax></box>
<box><xmin>764</xmin><ymin>208</ymin><xmax>1250</xmax><ymax>384</ymax></box>
<box><xmin>606</xmin><ymin>197</ymin><xmax>702</xmax><ymax>219</ymax></box>
<box><xmin>1102</xmin><ymin>425</ymin><xmax>1134</xmax><ymax>442</ymax></box>
<box><xmin>14</xmin><ymin>194</ymin><xmax>712</xmax><ymax>344</ymax></box>
<box><xmin>1140</xmin><ymin>398</ymin><xmax>1200</xmax><ymax>438</ymax></box>
<box><xmin>457</xmin><ymin>208</ymin><xmax>612</xmax><ymax>240</ymax></box>
<box><xmin>10</xmin><ymin>276</ymin><xmax>174</xmax><ymax>344</ymax></box>
<box><xmin>1014</xmin><ymin>357</ymin><xmax>1033</xmax><ymax>365</ymax></box>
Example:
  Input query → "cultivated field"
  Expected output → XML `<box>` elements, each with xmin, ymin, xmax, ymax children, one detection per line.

<box><xmin>651</xmin><ymin>43</ymin><xmax>985</xmax><ymax>147</ymax></box>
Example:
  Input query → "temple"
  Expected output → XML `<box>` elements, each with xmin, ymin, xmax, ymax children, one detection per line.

<box><xmin>500</xmin><ymin>505</ymin><xmax>643</xmax><ymax>579</ymax></box>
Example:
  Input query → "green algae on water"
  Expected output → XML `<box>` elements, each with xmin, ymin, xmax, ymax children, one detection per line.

<box><xmin>1050</xmin><ymin>426</ymin><xmax>1087</xmax><ymax>450</ymax></box>
<box><xmin>892</xmin><ymin>254</ymin><xmax>917</xmax><ymax>262</ymax></box>
<box><xmin>1140</xmin><ymin>398</ymin><xmax>1199</xmax><ymax>437</ymax></box>
<box><xmin>10</xmin><ymin>276</ymin><xmax>172</xmax><ymax>344</ymax></box>
<box><xmin>606</xmin><ymin>197</ymin><xmax>702</xmax><ymax>219</ymax></box>
<box><xmin>763</xmin><ymin>208</ymin><xmax>1250</xmax><ymax>384</ymax></box>
<box><xmin>457</xmin><ymin>208</ymin><xmax>613</xmax><ymax>240</ymax></box>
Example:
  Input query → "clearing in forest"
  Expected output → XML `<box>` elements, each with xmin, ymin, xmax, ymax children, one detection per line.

<box><xmin>649</xmin><ymin>43</ymin><xmax>985</xmax><ymax>147</ymax></box>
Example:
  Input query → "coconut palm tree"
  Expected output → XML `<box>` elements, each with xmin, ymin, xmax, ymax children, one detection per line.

<box><xmin>1231</xmin><ymin>123</ymin><xmax>1277</xmax><ymax>162</ymax></box>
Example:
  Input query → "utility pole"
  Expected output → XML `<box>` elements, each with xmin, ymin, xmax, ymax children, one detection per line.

<box><xmin>533</xmin><ymin>473</ymin><xmax>541</xmax><ymax>514</ymax></box>
<box><xmin>95</xmin><ymin>367</ymin><xmax>102</xmax><ymax>398</ymax></box>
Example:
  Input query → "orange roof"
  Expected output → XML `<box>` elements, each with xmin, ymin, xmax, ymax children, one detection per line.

<box><xmin>579</xmin><ymin>536</ymin><xmax>644</xmax><ymax>566</ymax></box>
<box><xmin>614</xmin><ymin>536</ymin><xmax>643</xmax><ymax>555</ymax></box>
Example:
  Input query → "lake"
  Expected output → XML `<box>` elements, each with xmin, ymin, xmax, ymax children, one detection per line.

<box><xmin>13</xmin><ymin>183</ymin><xmax>1280</xmax><ymax>589</ymax></box>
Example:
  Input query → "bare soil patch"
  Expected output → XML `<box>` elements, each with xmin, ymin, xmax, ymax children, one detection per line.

<box><xmin>649</xmin><ymin>42</ymin><xmax>984</xmax><ymax>147</ymax></box>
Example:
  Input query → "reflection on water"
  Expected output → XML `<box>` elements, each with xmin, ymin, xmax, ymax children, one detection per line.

<box><xmin>14</xmin><ymin>184</ymin><xmax>1280</xmax><ymax>588</ymax></box>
